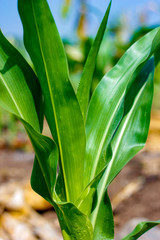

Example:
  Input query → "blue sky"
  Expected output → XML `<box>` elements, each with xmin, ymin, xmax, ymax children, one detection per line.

<box><xmin>0</xmin><ymin>0</ymin><xmax>160</xmax><ymax>39</ymax></box>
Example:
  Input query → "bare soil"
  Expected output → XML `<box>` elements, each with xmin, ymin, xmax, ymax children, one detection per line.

<box><xmin>108</xmin><ymin>152</ymin><xmax>160</xmax><ymax>231</ymax></box>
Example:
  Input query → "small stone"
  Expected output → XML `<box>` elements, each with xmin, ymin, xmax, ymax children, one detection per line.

<box><xmin>24</xmin><ymin>182</ymin><xmax>52</xmax><ymax>211</ymax></box>
<box><xmin>6</xmin><ymin>189</ymin><xmax>25</xmax><ymax>211</ymax></box>
<box><xmin>0</xmin><ymin>183</ymin><xmax>25</xmax><ymax>211</ymax></box>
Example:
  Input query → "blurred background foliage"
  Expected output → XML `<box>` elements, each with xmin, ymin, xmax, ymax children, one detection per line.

<box><xmin>0</xmin><ymin>0</ymin><xmax>160</xmax><ymax>149</ymax></box>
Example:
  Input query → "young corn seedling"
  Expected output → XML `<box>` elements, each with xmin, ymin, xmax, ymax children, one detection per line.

<box><xmin>0</xmin><ymin>0</ymin><xmax>160</xmax><ymax>239</ymax></box>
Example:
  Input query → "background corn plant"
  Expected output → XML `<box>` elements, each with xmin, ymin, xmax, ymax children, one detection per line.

<box><xmin>0</xmin><ymin>0</ymin><xmax>160</xmax><ymax>239</ymax></box>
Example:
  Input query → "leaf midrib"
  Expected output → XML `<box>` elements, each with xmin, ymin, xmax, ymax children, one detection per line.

<box><xmin>0</xmin><ymin>73</ymin><xmax>23</xmax><ymax>118</ymax></box>
<box><xmin>30</xmin><ymin>0</ymin><xmax>69</xmax><ymax>201</ymax></box>
<box><xmin>88</xmin><ymin>92</ymin><xmax>125</xmax><ymax>182</ymax></box>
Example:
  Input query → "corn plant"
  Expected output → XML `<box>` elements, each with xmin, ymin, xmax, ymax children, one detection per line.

<box><xmin>0</xmin><ymin>0</ymin><xmax>160</xmax><ymax>239</ymax></box>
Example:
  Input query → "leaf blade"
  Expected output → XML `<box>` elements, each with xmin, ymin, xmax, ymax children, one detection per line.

<box><xmin>18</xmin><ymin>0</ymin><xmax>86</xmax><ymax>202</ymax></box>
<box><xmin>122</xmin><ymin>220</ymin><xmax>160</xmax><ymax>240</ymax></box>
<box><xmin>0</xmin><ymin>29</ymin><xmax>57</xmax><ymax>202</ymax></box>
<box><xmin>0</xmin><ymin>30</ymin><xmax>41</xmax><ymax>131</ymax></box>
<box><xmin>84</xmin><ymin>27</ymin><xmax>160</xmax><ymax>187</ymax></box>
<box><xmin>93</xmin><ymin>191</ymin><xmax>114</xmax><ymax>240</ymax></box>
<box><xmin>77</xmin><ymin>1</ymin><xmax>112</xmax><ymax>119</ymax></box>
<box><xmin>90</xmin><ymin>58</ymin><xmax>154</xmax><ymax>229</ymax></box>
<box><xmin>0</xmin><ymin>22</ymin><xmax>93</xmax><ymax>240</ymax></box>
<box><xmin>102</xmin><ymin>58</ymin><xmax>154</xmax><ymax>187</ymax></box>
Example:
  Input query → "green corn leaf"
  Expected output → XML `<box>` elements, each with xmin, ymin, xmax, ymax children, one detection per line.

<box><xmin>0</xmin><ymin>29</ymin><xmax>58</xmax><ymax>202</ymax></box>
<box><xmin>122</xmin><ymin>220</ymin><xmax>160</xmax><ymax>240</ymax></box>
<box><xmin>76</xmin><ymin>170</ymin><xmax>104</xmax><ymax>216</ymax></box>
<box><xmin>31</xmin><ymin>158</ymin><xmax>94</xmax><ymax>240</ymax></box>
<box><xmin>56</xmin><ymin>203</ymin><xmax>93</xmax><ymax>240</ymax></box>
<box><xmin>31</xmin><ymin>157</ymin><xmax>53</xmax><ymax>203</ymax></box>
<box><xmin>154</xmin><ymin>47</ymin><xmax>160</xmax><ymax>66</ymax></box>
<box><xmin>0</xmin><ymin>25</ymin><xmax>57</xmax><ymax>212</ymax></box>
<box><xmin>31</xmin><ymin>157</ymin><xmax>94</xmax><ymax>240</ymax></box>
<box><xmin>75</xmin><ymin>175</ymin><xmax>114</xmax><ymax>240</ymax></box>
<box><xmin>101</xmin><ymin>58</ymin><xmax>154</xmax><ymax>188</ymax></box>
<box><xmin>24</xmin><ymin>120</ymin><xmax>93</xmax><ymax>240</ymax></box>
<box><xmin>84</xmin><ymin>27</ymin><xmax>160</xmax><ymax>188</ymax></box>
<box><xmin>24</xmin><ymin>121</ymin><xmax>59</xmax><ymax>201</ymax></box>
<box><xmin>0</xmin><ymin>30</ymin><xmax>42</xmax><ymax>132</ymax></box>
<box><xmin>18</xmin><ymin>0</ymin><xmax>86</xmax><ymax>202</ymax></box>
<box><xmin>0</xmin><ymin>85</ymin><xmax>92</xmax><ymax>239</ymax></box>
<box><xmin>92</xmin><ymin>191</ymin><xmax>114</xmax><ymax>240</ymax></box>
<box><xmin>77</xmin><ymin>1</ymin><xmax>112</xmax><ymax>119</ymax></box>
<box><xmin>55</xmin><ymin>166</ymin><xmax>67</xmax><ymax>202</ymax></box>
<box><xmin>90</xmin><ymin>58</ymin><xmax>154</xmax><ymax>229</ymax></box>
<box><xmin>22</xmin><ymin>120</ymin><xmax>59</xmax><ymax>205</ymax></box>
<box><xmin>0</xmin><ymin>29</ymin><xmax>93</xmax><ymax>240</ymax></box>
<box><xmin>0</xmin><ymin>30</ymin><xmax>54</xmax><ymax>203</ymax></box>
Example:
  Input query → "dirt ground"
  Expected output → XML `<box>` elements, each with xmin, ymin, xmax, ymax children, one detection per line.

<box><xmin>109</xmin><ymin>152</ymin><xmax>160</xmax><ymax>231</ymax></box>
<box><xmin>0</xmin><ymin>111</ymin><xmax>160</xmax><ymax>238</ymax></box>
